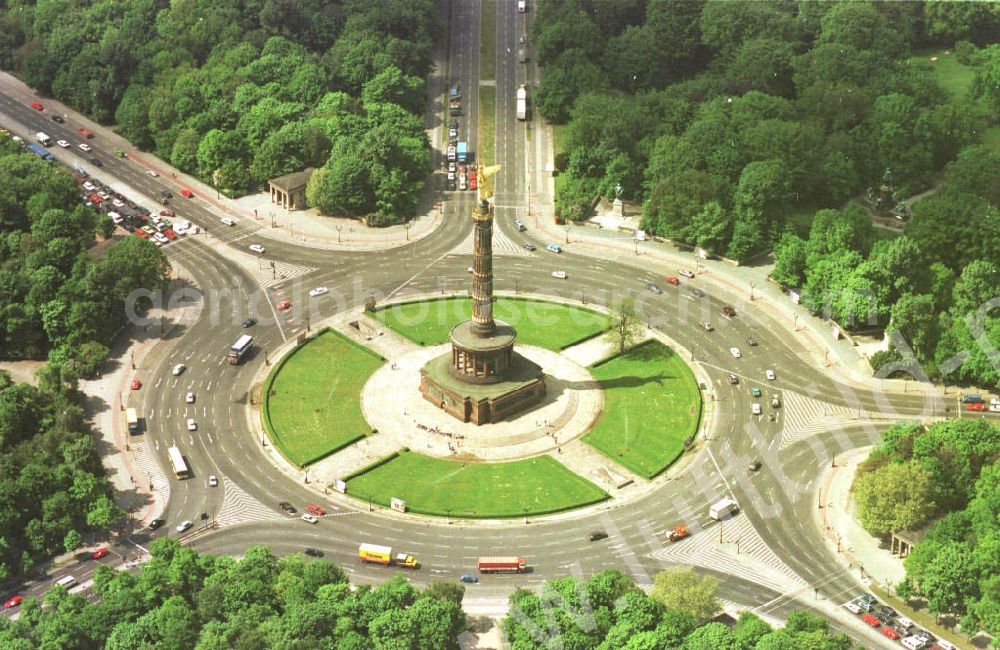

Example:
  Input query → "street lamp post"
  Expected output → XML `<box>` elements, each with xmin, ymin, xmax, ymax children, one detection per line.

<box><xmin>564</xmin><ymin>223</ymin><xmax>570</xmax><ymax>244</ymax></box>
<box><xmin>405</xmin><ymin>221</ymin><xmax>412</xmax><ymax>241</ymax></box>
<box><xmin>336</xmin><ymin>225</ymin><xmax>343</xmax><ymax>243</ymax></box>
<box><xmin>749</xmin><ymin>280</ymin><xmax>756</xmax><ymax>301</ymax></box>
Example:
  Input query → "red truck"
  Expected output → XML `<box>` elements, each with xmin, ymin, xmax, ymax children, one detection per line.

<box><xmin>477</xmin><ymin>556</ymin><xmax>526</xmax><ymax>573</ymax></box>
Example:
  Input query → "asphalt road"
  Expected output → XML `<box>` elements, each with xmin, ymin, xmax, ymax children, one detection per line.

<box><xmin>0</xmin><ymin>1</ymin><xmax>970</xmax><ymax>646</ymax></box>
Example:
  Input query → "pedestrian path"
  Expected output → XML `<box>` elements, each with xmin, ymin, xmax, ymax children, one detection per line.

<box><xmin>780</xmin><ymin>391</ymin><xmax>870</xmax><ymax>449</ymax></box>
<box><xmin>127</xmin><ymin>440</ymin><xmax>171</xmax><ymax>504</ymax></box>
<box><xmin>450</xmin><ymin>222</ymin><xmax>530</xmax><ymax>257</ymax></box>
<box><xmin>650</xmin><ymin>513</ymin><xmax>808</xmax><ymax>594</ymax></box>
<box><xmin>215</xmin><ymin>473</ymin><xmax>285</xmax><ymax>528</ymax></box>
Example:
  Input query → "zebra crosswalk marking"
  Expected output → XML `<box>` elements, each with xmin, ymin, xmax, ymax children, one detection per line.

<box><xmin>650</xmin><ymin>514</ymin><xmax>807</xmax><ymax>594</ymax></box>
<box><xmin>450</xmin><ymin>224</ymin><xmax>531</xmax><ymax>257</ymax></box>
<box><xmin>216</xmin><ymin>474</ymin><xmax>285</xmax><ymax>528</ymax></box>
<box><xmin>780</xmin><ymin>391</ymin><xmax>869</xmax><ymax>449</ymax></box>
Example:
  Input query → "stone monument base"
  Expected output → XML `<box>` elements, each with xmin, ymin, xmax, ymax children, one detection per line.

<box><xmin>419</xmin><ymin>351</ymin><xmax>546</xmax><ymax>425</ymax></box>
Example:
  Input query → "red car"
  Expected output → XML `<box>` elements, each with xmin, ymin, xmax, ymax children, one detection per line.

<box><xmin>88</xmin><ymin>193</ymin><xmax>103</xmax><ymax>204</ymax></box>
<box><xmin>861</xmin><ymin>613</ymin><xmax>880</xmax><ymax>627</ymax></box>
<box><xmin>966</xmin><ymin>402</ymin><xmax>986</xmax><ymax>411</ymax></box>
<box><xmin>77</xmin><ymin>127</ymin><xmax>94</xmax><ymax>139</ymax></box>
<box><xmin>30</xmin><ymin>101</ymin><xmax>43</xmax><ymax>111</ymax></box>
<box><xmin>91</xmin><ymin>547</ymin><xmax>109</xmax><ymax>560</ymax></box>
<box><xmin>469</xmin><ymin>174</ymin><xmax>477</xmax><ymax>190</ymax></box>
<box><xmin>135</xmin><ymin>230</ymin><xmax>149</xmax><ymax>239</ymax></box>
<box><xmin>881</xmin><ymin>627</ymin><xmax>900</xmax><ymax>640</ymax></box>
<box><xmin>163</xmin><ymin>228</ymin><xmax>177</xmax><ymax>240</ymax></box>
<box><xmin>666</xmin><ymin>276</ymin><xmax>680</xmax><ymax>286</ymax></box>
<box><xmin>180</xmin><ymin>188</ymin><xmax>193</xmax><ymax>198</ymax></box>
<box><xmin>160</xmin><ymin>210</ymin><xmax>174</xmax><ymax>217</ymax></box>
<box><xmin>306</xmin><ymin>504</ymin><xmax>326</xmax><ymax>516</ymax></box>
<box><xmin>4</xmin><ymin>595</ymin><xmax>22</xmax><ymax>608</ymax></box>
<box><xmin>130</xmin><ymin>379</ymin><xmax>142</xmax><ymax>390</ymax></box>
<box><xmin>276</xmin><ymin>300</ymin><xmax>291</xmax><ymax>311</ymax></box>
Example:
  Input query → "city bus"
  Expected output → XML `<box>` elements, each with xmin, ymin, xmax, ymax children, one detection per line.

<box><xmin>167</xmin><ymin>446</ymin><xmax>189</xmax><ymax>479</ymax></box>
<box><xmin>228</xmin><ymin>334</ymin><xmax>253</xmax><ymax>364</ymax></box>
<box><xmin>126</xmin><ymin>407</ymin><xmax>139</xmax><ymax>434</ymax></box>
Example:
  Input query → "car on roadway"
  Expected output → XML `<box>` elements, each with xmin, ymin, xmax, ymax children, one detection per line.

<box><xmin>460</xmin><ymin>573</ymin><xmax>478</xmax><ymax>584</ymax></box>
<box><xmin>515</xmin><ymin>219</ymin><xmax>527</xmax><ymax>231</ymax></box>
<box><xmin>180</xmin><ymin>188</ymin><xmax>193</xmax><ymax>198</ymax></box>
<box><xmin>309</xmin><ymin>287</ymin><xmax>329</xmax><ymax>297</ymax></box>
<box><xmin>690</xmin><ymin>287</ymin><xmax>706</xmax><ymax>298</ymax></box>
<box><xmin>51</xmin><ymin>114</ymin><xmax>65</xmax><ymax>123</ymax></box>
<box><xmin>304</xmin><ymin>547</ymin><xmax>324</xmax><ymax>557</ymax></box>
<box><xmin>249</xmin><ymin>244</ymin><xmax>265</xmax><ymax>254</ymax></box>
<box><xmin>522</xmin><ymin>242</ymin><xmax>536</xmax><ymax>251</ymax></box>
<box><xmin>700</xmin><ymin>321</ymin><xmax>713</xmax><ymax>331</ymax></box>
<box><xmin>449</xmin><ymin>125</ymin><xmax>458</xmax><ymax>139</ymax></box>
<box><xmin>301</xmin><ymin>514</ymin><xmax>319</xmax><ymax>524</ymax></box>
<box><xmin>89</xmin><ymin>157</ymin><xmax>103</xmax><ymax>167</ymax></box>
<box><xmin>469</xmin><ymin>171</ymin><xmax>477</xmax><ymax>190</ymax></box>
<box><xmin>172</xmin><ymin>363</ymin><xmax>186</xmax><ymax>376</ymax></box>
<box><xmin>209</xmin><ymin>475</ymin><xmax>218</xmax><ymax>487</ymax></box>
<box><xmin>153</xmin><ymin>232</ymin><xmax>168</xmax><ymax>244</ymax></box>
<box><xmin>647</xmin><ymin>283</ymin><xmax>663</xmax><ymax>295</ymax></box>
<box><xmin>765</xmin><ymin>369</ymin><xmax>776</xmax><ymax>381</ymax></box>
<box><xmin>31</xmin><ymin>101</ymin><xmax>44</xmax><ymax>111</ymax></box>
<box><xmin>279</xmin><ymin>502</ymin><xmax>297</xmax><ymax>514</ymax></box>
<box><xmin>751</xmin><ymin>386</ymin><xmax>762</xmax><ymax>398</ymax></box>
<box><xmin>131</xmin><ymin>379</ymin><xmax>142</xmax><ymax>390</ymax></box>
<box><xmin>588</xmin><ymin>531</ymin><xmax>608</xmax><ymax>542</ymax></box>
<box><xmin>163</xmin><ymin>228</ymin><xmax>177</xmax><ymax>240</ymax></box>
<box><xmin>146</xmin><ymin>169</ymin><xmax>158</xmax><ymax>177</ymax></box>
<box><xmin>221</xmin><ymin>216</ymin><xmax>236</xmax><ymax>226</ymax></box>
<box><xmin>141</xmin><ymin>225</ymin><xmax>156</xmax><ymax>235</ymax></box>
<box><xmin>242</xmin><ymin>317</ymin><xmax>257</xmax><ymax>328</ymax></box>
<box><xmin>746</xmin><ymin>337</ymin><xmax>758</xmax><ymax>346</ymax></box>
<box><xmin>276</xmin><ymin>300</ymin><xmax>291</xmax><ymax>311</ymax></box>
<box><xmin>148</xmin><ymin>519</ymin><xmax>165</xmax><ymax>530</ymax></box>
<box><xmin>751</xmin><ymin>403</ymin><xmax>762</xmax><ymax>415</ymax></box>
<box><xmin>78</xmin><ymin>143</ymin><xmax>92</xmax><ymax>152</ymax></box>
<box><xmin>546</xmin><ymin>244</ymin><xmax>561</xmax><ymax>253</ymax></box>
<box><xmin>77</xmin><ymin>128</ymin><xmax>94</xmax><ymax>139</ymax></box>
<box><xmin>5</xmin><ymin>595</ymin><xmax>23</xmax><ymax>608</ymax></box>
<box><xmin>111</xmin><ymin>198</ymin><xmax>125</xmax><ymax>208</ymax></box>
<box><xmin>186</xmin><ymin>392</ymin><xmax>195</xmax><ymax>403</ymax></box>
<box><xmin>729</xmin><ymin>347</ymin><xmax>741</xmax><ymax>358</ymax></box>
<box><xmin>91</xmin><ymin>547</ymin><xmax>110</xmax><ymax>560</ymax></box>
<box><xmin>728</xmin><ymin>374</ymin><xmax>739</xmax><ymax>384</ymax></box>
<box><xmin>722</xmin><ymin>306</ymin><xmax>737</xmax><ymax>318</ymax></box>
<box><xmin>186</xmin><ymin>417</ymin><xmax>197</xmax><ymax>431</ymax></box>
<box><xmin>679</xmin><ymin>269</ymin><xmax>695</xmax><ymax>278</ymax></box>
<box><xmin>176</xmin><ymin>520</ymin><xmax>192</xmax><ymax>533</ymax></box>
<box><xmin>748</xmin><ymin>461</ymin><xmax>762</xmax><ymax>472</ymax></box>
<box><xmin>666</xmin><ymin>276</ymin><xmax>679</xmax><ymax>286</ymax></box>
<box><xmin>966</xmin><ymin>402</ymin><xmax>986</xmax><ymax>412</ymax></box>
<box><xmin>991</xmin><ymin>402</ymin><xmax>1000</xmax><ymax>412</ymax></box>
<box><xmin>306</xmin><ymin>504</ymin><xmax>326</xmax><ymax>516</ymax></box>
<box><xmin>159</xmin><ymin>209</ymin><xmax>174</xmax><ymax>217</ymax></box>
<box><xmin>551</xmin><ymin>270</ymin><xmax>567</xmax><ymax>279</ymax></box>
<box><xmin>56</xmin><ymin>139</ymin><xmax>70</xmax><ymax>148</ymax></box>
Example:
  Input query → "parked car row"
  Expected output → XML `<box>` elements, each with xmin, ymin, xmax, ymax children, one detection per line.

<box><xmin>843</xmin><ymin>594</ymin><xmax>956</xmax><ymax>649</ymax></box>
<box><xmin>76</xmin><ymin>171</ymin><xmax>194</xmax><ymax>247</ymax></box>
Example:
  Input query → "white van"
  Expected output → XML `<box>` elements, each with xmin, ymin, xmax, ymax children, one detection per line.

<box><xmin>55</xmin><ymin>575</ymin><xmax>77</xmax><ymax>589</ymax></box>
<box><xmin>108</xmin><ymin>211</ymin><xmax>123</xmax><ymax>225</ymax></box>
<box><xmin>901</xmin><ymin>637</ymin><xmax>926</xmax><ymax>650</ymax></box>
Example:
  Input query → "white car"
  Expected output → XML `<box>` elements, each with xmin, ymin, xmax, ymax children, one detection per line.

<box><xmin>172</xmin><ymin>363</ymin><xmax>186</xmax><ymax>376</ymax></box>
<box><xmin>700</xmin><ymin>321</ymin><xmax>713</xmax><ymax>331</ymax></box>
<box><xmin>309</xmin><ymin>287</ymin><xmax>329</xmax><ymax>297</ymax></box>
<box><xmin>57</xmin><ymin>139</ymin><xmax>70</xmax><ymax>148</ymax></box>
<box><xmin>176</xmin><ymin>520</ymin><xmax>192</xmax><ymax>533</ymax></box>
<box><xmin>844</xmin><ymin>600</ymin><xmax>862</xmax><ymax>614</ymax></box>
<box><xmin>467</xmin><ymin>266</ymin><xmax>473</xmax><ymax>273</ymax></box>
<box><xmin>249</xmin><ymin>244</ymin><xmax>265</xmax><ymax>254</ymax></box>
<box><xmin>896</xmin><ymin>617</ymin><xmax>914</xmax><ymax>631</ymax></box>
<box><xmin>679</xmin><ymin>269</ymin><xmax>695</xmax><ymax>278</ymax></box>
<box><xmin>153</xmin><ymin>232</ymin><xmax>168</xmax><ymax>244</ymax></box>
<box><xmin>730</xmin><ymin>347</ymin><xmax>741</xmax><ymax>359</ymax></box>
<box><xmin>751</xmin><ymin>403</ymin><xmax>762</xmax><ymax>415</ymax></box>
<box><xmin>301</xmin><ymin>514</ymin><xmax>318</xmax><ymax>524</ymax></box>
<box><xmin>186</xmin><ymin>392</ymin><xmax>195</xmax><ymax>404</ymax></box>
<box><xmin>765</xmin><ymin>369</ymin><xmax>775</xmax><ymax>380</ymax></box>
<box><xmin>78</xmin><ymin>143</ymin><xmax>92</xmax><ymax>152</ymax></box>
<box><xmin>112</xmin><ymin>198</ymin><xmax>125</xmax><ymax>208</ymax></box>
<box><xmin>551</xmin><ymin>270</ymin><xmax>567</xmax><ymax>279</ymax></box>
<box><xmin>83</xmin><ymin>181</ymin><xmax>96</xmax><ymax>191</ymax></box>
<box><xmin>146</xmin><ymin>169</ymin><xmax>158</xmax><ymax>177</ymax></box>
<box><xmin>221</xmin><ymin>216</ymin><xmax>236</xmax><ymax>226</ymax></box>
<box><xmin>209</xmin><ymin>475</ymin><xmax>218</xmax><ymax>487</ymax></box>
<box><xmin>991</xmin><ymin>402</ymin><xmax>1000</xmax><ymax>412</ymax></box>
<box><xmin>186</xmin><ymin>418</ymin><xmax>197</xmax><ymax>431</ymax></box>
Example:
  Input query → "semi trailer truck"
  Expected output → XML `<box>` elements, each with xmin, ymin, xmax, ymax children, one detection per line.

<box><xmin>477</xmin><ymin>556</ymin><xmax>527</xmax><ymax>573</ymax></box>
<box><xmin>516</xmin><ymin>85</ymin><xmax>527</xmax><ymax>121</ymax></box>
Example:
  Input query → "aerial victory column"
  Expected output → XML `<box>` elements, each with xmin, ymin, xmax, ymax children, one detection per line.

<box><xmin>419</xmin><ymin>163</ymin><xmax>546</xmax><ymax>424</ymax></box>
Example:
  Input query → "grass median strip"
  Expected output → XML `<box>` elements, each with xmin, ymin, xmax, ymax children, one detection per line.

<box><xmin>263</xmin><ymin>329</ymin><xmax>383</xmax><ymax>466</ymax></box>
<box><xmin>346</xmin><ymin>451</ymin><xmax>608</xmax><ymax>518</ymax></box>
<box><xmin>584</xmin><ymin>341</ymin><xmax>702</xmax><ymax>478</ymax></box>
<box><xmin>479</xmin><ymin>0</ymin><xmax>496</xmax><ymax>82</ymax></box>
<box><xmin>372</xmin><ymin>297</ymin><xmax>606</xmax><ymax>350</ymax></box>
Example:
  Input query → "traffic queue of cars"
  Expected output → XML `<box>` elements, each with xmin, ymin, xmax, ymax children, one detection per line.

<box><xmin>78</xmin><ymin>172</ymin><xmax>196</xmax><ymax>247</ymax></box>
<box><xmin>843</xmin><ymin>594</ymin><xmax>956</xmax><ymax>650</ymax></box>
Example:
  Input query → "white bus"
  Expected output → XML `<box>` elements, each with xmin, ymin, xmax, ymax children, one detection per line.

<box><xmin>228</xmin><ymin>334</ymin><xmax>253</xmax><ymax>364</ymax></box>
<box><xmin>126</xmin><ymin>407</ymin><xmax>139</xmax><ymax>433</ymax></box>
<box><xmin>167</xmin><ymin>446</ymin><xmax>190</xmax><ymax>479</ymax></box>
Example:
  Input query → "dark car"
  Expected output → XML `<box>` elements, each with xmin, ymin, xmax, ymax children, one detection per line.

<box><xmin>748</xmin><ymin>461</ymin><xmax>762</xmax><ymax>472</ymax></box>
<box><xmin>159</xmin><ymin>190</ymin><xmax>173</xmax><ymax>200</ymax></box>
<box><xmin>148</xmin><ymin>519</ymin><xmax>166</xmax><ymax>530</ymax></box>
<box><xmin>459</xmin><ymin>573</ymin><xmax>479</xmax><ymax>584</ymax></box>
<box><xmin>51</xmin><ymin>114</ymin><xmax>65</xmax><ymax>123</ymax></box>
<box><xmin>588</xmin><ymin>531</ymin><xmax>608</xmax><ymax>542</ymax></box>
<box><xmin>90</xmin><ymin>157</ymin><xmax>103</xmax><ymax>167</ymax></box>
<box><xmin>746</xmin><ymin>337</ymin><xmax>758</xmax><ymax>346</ymax></box>
<box><xmin>728</xmin><ymin>374</ymin><xmax>739</xmax><ymax>385</ymax></box>
<box><xmin>722</xmin><ymin>306</ymin><xmax>737</xmax><ymax>317</ymax></box>
<box><xmin>690</xmin><ymin>287</ymin><xmax>706</xmax><ymax>298</ymax></box>
<box><xmin>242</xmin><ymin>317</ymin><xmax>257</xmax><ymax>328</ymax></box>
<box><xmin>304</xmin><ymin>547</ymin><xmax>324</xmax><ymax>557</ymax></box>
<box><xmin>279</xmin><ymin>502</ymin><xmax>297</xmax><ymax>514</ymax></box>
<box><xmin>647</xmin><ymin>283</ymin><xmax>663</xmax><ymax>295</ymax></box>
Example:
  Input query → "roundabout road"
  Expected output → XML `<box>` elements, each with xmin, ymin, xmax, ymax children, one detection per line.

<box><xmin>0</xmin><ymin>1</ymin><xmax>960</xmax><ymax>646</ymax></box>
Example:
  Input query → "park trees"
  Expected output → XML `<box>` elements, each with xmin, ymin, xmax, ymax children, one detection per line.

<box><xmin>650</xmin><ymin>568</ymin><xmax>721</xmax><ymax>621</ymax></box>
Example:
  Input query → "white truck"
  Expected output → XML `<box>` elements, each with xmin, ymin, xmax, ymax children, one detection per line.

<box><xmin>709</xmin><ymin>497</ymin><xmax>739</xmax><ymax>521</ymax></box>
<box><xmin>36</xmin><ymin>132</ymin><xmax>53</xmax><ymax>146</ymax></box>
<box><xmin>516</xmin><ymin>85</ymin><xmax>527</xmax><ymax>121</ymax></box>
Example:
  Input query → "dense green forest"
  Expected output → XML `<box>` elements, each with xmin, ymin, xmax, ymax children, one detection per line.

<box><xmin>0</xmin><ymin>136</ymin><xmax>170</xmax><ymax>367</ymax></box>
<box><xmin>0</xmin><ymin>0</ymin><xmax>437</xmax><ymax>224</ymax></box>
<box><xmin>853</xmin><ymin>419</ymin><xmax>999</xmax><ymax>638</ymax></box>
<box><xmin>0</xmin><ymin>368</ymin><xmax>124</xmax><ymax>581</ymax></box>
<box><xmin>0</xmin><ymin>541</ymin><xmax>467</xmax><ymax>649</ymax></box>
